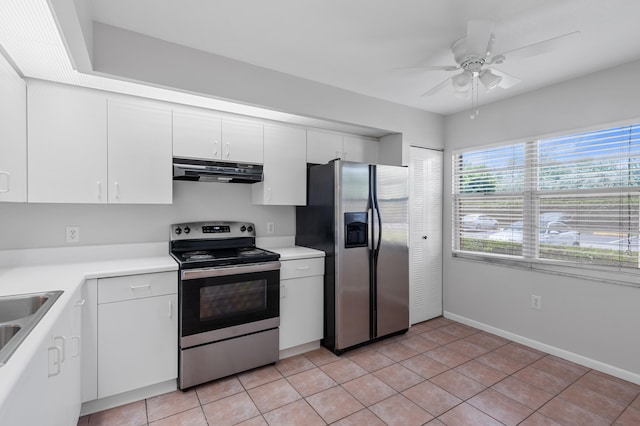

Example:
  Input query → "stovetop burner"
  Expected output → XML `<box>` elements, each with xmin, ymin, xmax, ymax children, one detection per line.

<box><xmin>182</xmin><ymin>251</ymin><xmax>216</xmax><ymax>261</ymax></box>
<box><xmin>169</xmin><ymin>221</ymin><xmax>280</xmax><ymax>269</ymax></box>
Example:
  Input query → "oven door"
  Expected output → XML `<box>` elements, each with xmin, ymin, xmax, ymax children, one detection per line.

<box><xmin>180</xmin><ymin>261</ymin><xmax>280</xmax><ymax>348</ymax></box>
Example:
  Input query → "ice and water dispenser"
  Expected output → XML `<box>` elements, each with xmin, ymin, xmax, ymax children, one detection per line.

<box><xmin>344</xmin><ymin>212</ymin><xmax>368</xmax><ymax>248</ymax></box>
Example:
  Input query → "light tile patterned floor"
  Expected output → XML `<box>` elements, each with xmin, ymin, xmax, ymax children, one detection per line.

<box><xmin>78</xmin><ymin>317</ymin><xmax>640</xmax><ymax>425</ymax></box>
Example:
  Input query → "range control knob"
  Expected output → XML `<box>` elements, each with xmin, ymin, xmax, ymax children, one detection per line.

<box><xmin>240</xmin><ymin>225</ymin><xmax>247</xmax><ymax>232</ymax></box>
<box><xmin>175</xmin><ymin>227</ymin><xmax>182</xmax><ymax>235</ymax></box>
<box><xmin>184</xmin><ymin>226</ymin><xmax>191</xmax><ymax>234</ymax></box>
<box><xmin>247</xmin><ymin>225</ymin><xmax>254</xmax><ymax>233</ymax></box>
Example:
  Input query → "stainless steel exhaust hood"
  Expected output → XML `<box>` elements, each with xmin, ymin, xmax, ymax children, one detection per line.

<box><xmin>173</xmin><ymin>158</ymin><xmax>263</xmax><ymax>183</ymax></box>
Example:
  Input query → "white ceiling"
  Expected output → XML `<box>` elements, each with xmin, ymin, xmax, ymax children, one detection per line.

<box><xmin>86</xmin><ymin>0</ymin><xmax>640</xmax><ymax>115</ymax></box>
<box><xmin>2</xmin><ymin>0</ymin><xmax>640</xmax><ymax>120</ymax></box>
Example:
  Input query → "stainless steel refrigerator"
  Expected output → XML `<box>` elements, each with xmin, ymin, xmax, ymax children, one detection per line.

<box><xmin>296</xmin><ymin>160</ymin><xmax>409</xmax><ymax>354</ymax></box>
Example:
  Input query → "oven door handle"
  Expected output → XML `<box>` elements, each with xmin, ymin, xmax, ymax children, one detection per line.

<box><xmin>181</xmin><ymin>261</ymin><xmax>281</xmax><ymax>280</ymax></box>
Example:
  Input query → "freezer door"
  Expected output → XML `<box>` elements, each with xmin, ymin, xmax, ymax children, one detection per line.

<box><xmin>374</xmin><ymin>165</ymin><xmax>410</xmax><ymax>338</ymax></box>
<box><xmin>335</xmin><ymin>161</ymin><xmax>371</xmax><ymax>350</ymax></box>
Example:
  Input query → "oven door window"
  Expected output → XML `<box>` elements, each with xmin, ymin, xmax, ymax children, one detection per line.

<box><xmin>181</xmin><ymin>270</ymin><xmax>279</xmax><ymax>336</ymax></box>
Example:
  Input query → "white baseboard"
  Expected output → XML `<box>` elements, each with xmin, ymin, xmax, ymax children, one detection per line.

<box><xmin>279</xmin><ymin>341</ymin><xmax>321</xmax><ymax>360</ymax></box>
<box><xmin>80</xmin><ymin>380</ymin><xmax>177</xmax><ymax>416</ymax></box>
<box><xmin>444</xmin><ymin>311</ymin><xmax>640</xmax><ymax>386</ymax></box>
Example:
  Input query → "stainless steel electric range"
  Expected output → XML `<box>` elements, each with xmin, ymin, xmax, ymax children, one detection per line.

<box><xmin>169</xmin><ymin>221</ymin><xmax>281</xmax><ymax>389</ymax></box>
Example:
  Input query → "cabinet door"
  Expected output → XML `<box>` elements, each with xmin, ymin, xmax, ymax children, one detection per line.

<box><xmin>98</xmin><ymin>294</ymin><xmax>178</xmax><ymax>398</ymax></box>
<box><xmin>0</xmin><ymin>332</ymin><xmax>48</xmax><ymax>425</ymax></box>
<box><xmin>81</xmin><ymin>279</ymin><xmax>98</xmax><ymax>403</ymax></box>
<box><xmin>107</xmin><ymin>99</ymin><xmax>173</xmax><ymax>204</ymax></box>
<box><xmin>173</xmin><ymin>108</ymin><xmax>222</xmax><ymax>160</ymax></box>
<box><xmin>253</xmin><ymin>125</ymin><xmax>306</xmax><ymax>205</ymax></box>
<box><xmin>307</xmin><ymin>129</ymin><xmax>342</xmax><ymax>164</ymax></box>
<box><xmin>0</xmin><ymin>53</ymin><xmax>26</xmax><ymax>202</ymax></box>
<box><xmin>46</xmin><ymin>291</ymin><xmax>82</xmax><ymax>426</ymax></box>
<box><xmin>221</xmin><ymin>119</ymin><xmax>263</xmax><ymax>164</ymax></box>
<box><xmin>279</xmin><ymin>276</ymin><xmax>323</xmax><ymax>350</ymax></box>
<box><xmin>342</xmin><ymin>135</ymin><xmax>379</xmax><ymax>164</ymax></box>
<box><xmin>28</xmin><ymin>81</ymin><xmax>108</xmax><ymax>203</ymax></box>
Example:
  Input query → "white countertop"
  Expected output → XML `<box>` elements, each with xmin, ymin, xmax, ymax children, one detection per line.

<box><xmin>0</xmin><ymin>252</ymin><xmax>177</xmax><ymax>409</ymax></box>
<box><xmin>0</xmin><ymin>242</ymin><xmax>323</xmax><ymax>410</ymax></box>
<box><xmin>269</xmin><ymin>246</ymin><xmax>325</xmax><ymax>261</ymax></box>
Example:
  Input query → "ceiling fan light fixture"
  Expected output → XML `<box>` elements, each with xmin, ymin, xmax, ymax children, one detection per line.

<box><xmin>452</xmin><ymin>70</ymin><xmax>472</xmax><ymax>90</ymax></box>
<box><xmin>479</xmin><ymin>69</ymin><xmax>502</xmax><ymax>90</ymax></box>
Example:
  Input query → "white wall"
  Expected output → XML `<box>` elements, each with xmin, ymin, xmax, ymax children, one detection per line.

<box><xmin>0</xmin><ymin>182</ymin><xmax>294</xmax><ymax>250</ymax></box>
<box><xmin>443</xmin><ymin>59</ymin><xmax>640</xmax><ymax>382</ymax></box>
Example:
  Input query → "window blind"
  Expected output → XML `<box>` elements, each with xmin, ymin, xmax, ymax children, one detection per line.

<box><xmin>453</xmin><ymin>124</ymin><xmax>640</xmax><ymax>270</ymax></box>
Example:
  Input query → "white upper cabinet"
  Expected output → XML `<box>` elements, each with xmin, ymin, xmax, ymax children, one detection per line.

<box><xmin>172</xmin><ymin>109</ymin><xmax>263</xmax><ymax>164</ymax></box>
<box><xmin>28</xmin><ymin>81</ymin><xmax>172</xmax><ymax>204</ymax></box>
<box><xmin>307</xmin><ymin>129</ymin><xmax>343</xmax><ymax>164</ymax></box>
<box><xmin>252</xmin><ymin>124</ymin><xmax>306</xmax><ymax>205</ymax></box>
<box><xmin>307</xmin><ymin>129</ymin><xmax>378</xmax><ymax>164</ymax></box>
<box><xmin>28</xmin><ymin>81</ymin><xmax>108</xmax><ymax>203</ymax></box>
<box><xmin>342</xmin><ymin>135</ymin><xmax>379</xmax><ymax>164</ymax></box>
<box><xmin>107</xmin><ymin>99</ymin><xmax>172</xmax><ymax>204</ymax></box>
<box><xmin>0</xmin><ymin>54</ymin><xmax>27</xmax><ymax>202</ymax></box>
<box><xmin>173</xmin><ymin>108</ymin><xmax>222</xmax><ymax>160</ymax></box>
<box><xmin>220</xmin><ymin>118</ymin><xmax>264</xmax><ymax>164</ymax></box>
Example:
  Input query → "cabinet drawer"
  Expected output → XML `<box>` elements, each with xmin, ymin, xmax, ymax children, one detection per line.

<box><xmin>98</xmin><ymin>272</ymin><xmax>177</xmax><ymax>304</ymax></box>
<box><xmin>280</xmin><ymin>257</ymin><xmax>324</xmax><ymax>280</ymax></box>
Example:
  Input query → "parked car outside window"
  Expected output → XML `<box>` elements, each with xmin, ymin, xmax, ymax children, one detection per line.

<box><xmin>489</xmin><ymin>219</ymin><xmax>580</xmax><ymax>246</ymax></box>
<box><xmin>461</xmin><ymin>214</ymin><xmax>499</xmax><ymax>230</ymax></box>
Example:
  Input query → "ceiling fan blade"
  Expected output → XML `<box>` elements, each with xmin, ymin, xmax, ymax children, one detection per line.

<box><xmin>466</xmin><ymin>20</ymin><xmax>494</xmax><ymax>57</ymax></box>
<box><xmin>493</xmin><ymin>31</ymin><xmax>581</xmax><ymax>62</ymax></box>
<box><xmin>394</xmin><ymin>65</ymin><xmax>460</xmax><ymax>72</ymax></box>
<box><xmin>421</xmin><ymin>78</ymin><xmax>451</xmax><ymax>97</ymax></box>
<box><xmin>489</xmin><ymin>68</ymin><xmax>521</xmax><ymax>89</ymax></box>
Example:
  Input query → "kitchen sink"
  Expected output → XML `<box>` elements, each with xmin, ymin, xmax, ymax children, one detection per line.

<box><xmin>0</xmin><ymin>294</ymin><xmax>51</xmax><ymax>323</ymax></box>
<box><xmin>0</xmin><ymin>291</ymin><xmax>63</xmax><ymax>366</ymax></box>
<box><xmin>0</xmin><ymin>325</ymin><xmax>21</xmax><ymax>349</ymax></box>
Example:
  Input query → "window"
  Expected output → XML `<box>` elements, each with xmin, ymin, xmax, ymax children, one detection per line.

<box><xmin>453</xmin><ymin>124</ymin><xmax>640</xmax><ymax>271</ymax></box>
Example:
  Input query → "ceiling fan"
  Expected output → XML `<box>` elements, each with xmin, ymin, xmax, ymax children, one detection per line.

<box><xmin>419</xmin><ymin>20</ymin><xmax>580</xmax><ymax>98</ymax></box>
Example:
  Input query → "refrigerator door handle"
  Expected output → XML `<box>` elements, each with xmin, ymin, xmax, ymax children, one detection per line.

<box><xmin>374</xmin><ymin>206</ymin><xmax>382</xmax><ymax>254</ymax></box>
<box><xmin>367</xmin><ymin>208</ymin><xmax>374</xmax><ymax>251</ymax></box>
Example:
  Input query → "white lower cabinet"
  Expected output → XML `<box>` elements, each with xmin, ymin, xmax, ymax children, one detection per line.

<box><xmin>96</xmin><ymin>272</ymin><xmax>177</xmax><ymax>398</ymax></box>
<box><xmin>46</xmin><ymin>286</ymin><xmax>84</xmax><ymax>425</ymax></box>
<box><xmin>279</xmin><ymin>257</ymin><xmax>324</xmax><ymax>351</ymax></box>
<box><xmin>0</xmin><ymin>288</ymin><xmax>84</xmax><ymax>425</ymax></box>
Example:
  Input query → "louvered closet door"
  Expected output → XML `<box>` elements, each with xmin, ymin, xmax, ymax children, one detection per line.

<box><xmin>409</xmin><ymin>147</ymin><xmax>443</xmax><ymax>324</ymax></box>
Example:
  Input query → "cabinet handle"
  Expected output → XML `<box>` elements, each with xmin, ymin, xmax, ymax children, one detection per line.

<box><xmin>266</xmin><ymin>187</ymin><xmax>272</xmax><ymax>201</ymax></box>
<box><xmin>0</xmin><ymin>171</ymin><xmax>10</xmax><ymax>193</ymax></box>
<box><xmin>130</xmin><ymin>284</ymin><xmax>151</xmax><ymax>290</ymax></box>
<box><xmin>71</xmin><ymin>336</ymin><xmax>81</xmax><ymax>358</ymax></box>
<box><xmin>281</xmin><ymin>284</ymin><xmax>287</xmax><ymax>299</ymax></box>
<box><xmin>53</xmin><ymin>336</ymin><xmax>66</xmax><ymax>363</ymax></box>
<box><xmin>114</xmin><ymin>181</ymin><xmax>120</xmax><ymax>199</ymax></box>
<box><xmin>213</xmin><ymin>140</ymin><xmax>219</xmax><ymax>156</ymax></box>
<box><xmin>75</xmin><ymin>298</ymin><xmax>86</xmax><ymax>306</ymax></box>
<box><xmin>169</xmin><ymin>300</ymin><xmax>173</xmax><ymax>319</ymax></box>
<box><xmin>296</xmin><ymin>266</ymin><xmax>311</xmax><ymax>270</ymax></box>
<box><xmin>97</xmin><ymin>181</ymin><xmax>102</xmax><ymax>200</ymax></box>
<box><xmin>343</xmin><ymin>151</ymin><xmax>348</xmax><ymax>160</ymax></box>
<box><xmin>225</xmin><ymin>142</ymin><xmax>231</xmax><ymax>158</ymax></box>
<box><xmin>48</xmin><ymin>346</ymin><xmax>62</xmax><ymax>377</ymax></box>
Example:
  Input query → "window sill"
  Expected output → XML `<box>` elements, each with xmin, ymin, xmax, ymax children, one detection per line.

<box><xmin>452</xmin><ymin>251</ymin><xmax>640</xmax><ymax>288</ymax></box>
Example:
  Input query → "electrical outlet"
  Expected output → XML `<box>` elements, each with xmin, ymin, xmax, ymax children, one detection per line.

<box><xmin>531</xmin><ymin>295</ymin><xmax>542</xmax><ymax>310</ymax></box>
<box><xmin>267</xmin><ymin>222</ymin><xmax>275</xmax><ymax>234</ymax></box>
<box><xmin>66</xmin><ymin>226</ymin><xmax>80</xmax><ymax>243</ymax></box>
